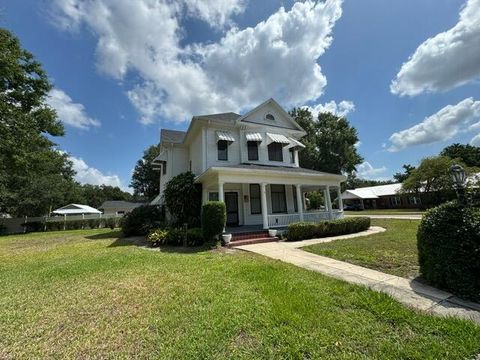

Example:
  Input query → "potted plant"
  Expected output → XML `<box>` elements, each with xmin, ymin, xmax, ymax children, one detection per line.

<box><xmin>222</xmin><ymin>233</ymin><xmax>232</xmax><ymax>244</ymax></box>
<box><xmin>268</xmin><ymin>229</ymin><xmax>277</xmax><ymax>237</ymax></box>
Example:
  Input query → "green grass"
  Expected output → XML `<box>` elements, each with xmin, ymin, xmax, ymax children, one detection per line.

<box><xmin>1</xmin><ymin>229</ymin><xmax>479</xmax><ymax>359</ymax></box>
<box><xmin>303</xmin><ymin>219</ymin><xmax>420</xmax><ymax>279</ymax></box>
<box><xmin>345</xmin><ymin>209</ymin><xmax>425</xmax><ymax>215</ymax></box>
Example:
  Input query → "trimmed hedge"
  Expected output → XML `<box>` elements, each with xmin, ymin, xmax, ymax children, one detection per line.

<box><xmin>286</xmin><ymin>217</ymin><xmax>371</xmax><ymax>242</ymax></box>
<box><xmin>121</xmin><ymin>205</ymin><xmax>164</xmax><ymax>237</ymax></box>
<box><xmin>147</xmin><ymin>227</ymin><xmax>204</xmax><ymax>247</ymax></box>
<box><xmin>418</xmin><ymin>202</ymin><xmax>480</xmax><ymax>302</ymax></box>
<box><xmin>201</xmin><ymin>202</ymin><xmax>226</xmax><ymax>242</ymax></box>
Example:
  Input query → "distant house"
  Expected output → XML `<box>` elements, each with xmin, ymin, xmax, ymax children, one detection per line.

<box><xmin>342</xmin><ymin>183</ymin><xmax>421</xmax><ymax>210</ymax></box>
<box><xmin>52</xmin><ymin>204</ymin><xmax>102</xmax><ymax>216</ymax></box>
<box><xmin>99</xmin><ymin>201</ymin><xmax>144</xmax><ymax>215</ymax></box>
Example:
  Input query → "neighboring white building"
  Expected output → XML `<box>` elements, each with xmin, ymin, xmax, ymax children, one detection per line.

<box><xmin>52</xmin><ymin>204</ymin><xmax>102</xmax><ymax>216</ymax></box>
<box><xmin>342</xmin><ymin>183</ymin><xmax>422</xmax><ymax>209</ymax></box>
<box><xmin>152</xmin><ymin>98</ymin><xmax>346</xmax><ymax>229</ymax></box>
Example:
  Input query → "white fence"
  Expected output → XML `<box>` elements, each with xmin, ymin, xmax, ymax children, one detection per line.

<box><xmin>0</xmin><ymin>213</ymin><xmax>123</xmax><ymax>235</ymax></box>
<box><xmin>268</xmin><ymin>210</ymin><xmax>344</xmax><ymax>228</ymax></box>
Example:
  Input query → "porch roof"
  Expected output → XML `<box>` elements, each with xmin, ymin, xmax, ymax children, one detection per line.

<box><xmin>195</xmin><ymin>164</ymin><xmax>346</xmax><ymax>185</ymax></box>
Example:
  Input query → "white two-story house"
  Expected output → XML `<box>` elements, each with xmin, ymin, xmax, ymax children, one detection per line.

<box><xmin>151</xmin><ymin>98</ymin><xmax>346</xmax><ymax>230</ymax></box>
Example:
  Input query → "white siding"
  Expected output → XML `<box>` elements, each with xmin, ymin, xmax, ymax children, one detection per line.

<box><xmin>188</xmin><ymin>130</ymin><xmax>203</xmax><ymax>175</ymax></box>
<box><xmin>205</xmin><ymin>125</ymin><xmax>241</xmax><ymax>168</ymax></box>
<box><xmin>159</xmin><ymin>146</ymin><xmax>188</xmax><ymax>199</ymax></box>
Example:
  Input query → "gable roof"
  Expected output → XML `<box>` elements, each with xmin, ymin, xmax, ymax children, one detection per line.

<box><xmin>52</xmin><ymin>204</ymin><xmax>102</xmax><ymax>215</ymax></box>
<box><xmin>236</xmin><ymin>98</ymin><xmax>306</xmax><ymax>133</ymax></box>
<box><xmin>195</xmin><ymin>112</ymin><xmax>241</xmax><ymax>122</ymax></box>
<box><xmin>100</xmin><ymin>201</ymin><xmax>145</xmax><ymax>209</ymax></box>
<box><xmin>160</xmin><ymin>129</ymin><xmax>186</xmax><ymax>144</ymax></box>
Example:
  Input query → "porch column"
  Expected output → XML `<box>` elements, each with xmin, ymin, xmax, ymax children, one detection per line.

<box><xmin>337</xmin><ymin>186</ymin><xmax>344</xmax><ymax>211</ymax></box>
<box><xmin>202</xmin><ymin>187</ymin><xmax>208</xmax><ymax>204</ymax></box>
<box><xmin>295</xmin><ymin>184</ymin><xmax>304</xmax><ymax>222</ymax></box>
<box><xmin>218</xmin><ymin>182</ymin><xmax>224</xmax><ymax>202</ymax></box>
<box><xmin>260</xmin><ymin>182</ymin><xmax>268</xmax><ymax>229</ymax></box>
<box><xmin>325</xmin><ymin>185</ymin><xmax>333</xmax><ymax>220</ymax></box>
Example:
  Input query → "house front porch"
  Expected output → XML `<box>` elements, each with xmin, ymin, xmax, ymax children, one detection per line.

<box><xmin>195</xmin><ymin>164</ymin><xmax>346</xmax><ymax>230</ymax></box>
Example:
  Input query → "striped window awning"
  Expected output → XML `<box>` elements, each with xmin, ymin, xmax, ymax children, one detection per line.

<box><xmin>245</xmin><ymin>132</ymin><xmax>263</xmax><ymax>142</ymax></box>
<box><xmin>216</xmin><ymin>131</ymin><xmax>235</xmax><ymax>142</ymax></box>
<box><xmin>266</xmin><ymin>132</ymin><xmax>290</xmax><ymax>145</ymax></box>
<box><xmin>288</xmin><ymin>137</ymin><xmax>306</xmax><ymax>149</ymax></box>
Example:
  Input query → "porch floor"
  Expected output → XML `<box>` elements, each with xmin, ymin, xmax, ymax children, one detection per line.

<box><xmin>225</xmin><ymin>225</ymin><xmax>287</xmax><ymax>234</ymax></box>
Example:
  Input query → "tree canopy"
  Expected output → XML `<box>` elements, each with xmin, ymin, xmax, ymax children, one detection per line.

<box><xmin>0</xmin><ymin>28</ymin><xmax>76</xmax><ymax>216</ymax></box>
<box><xmin>393</xmin><ymin>164</ymin><xmax>416</xmax><ymax>183</ymax></box>
<box><xmin>290</xmin><ymin>108</ymin><xmax>363</xmax><ymax>174</ymax></box>
<box><xmin>130</xmin><ymin>144</ymin><xmax>161</xmax><ymax>200</ymax></box>
<box><xmin>440</xmin><ymin>143</ymin><xmax>480</xmax><ymax>168</ymax></box>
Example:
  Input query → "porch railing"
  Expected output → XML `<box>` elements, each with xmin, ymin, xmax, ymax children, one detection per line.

<box><xmin>268</xmin><ymin>210</ymin><xmax>344</xmax><ymax>228</ymax></box>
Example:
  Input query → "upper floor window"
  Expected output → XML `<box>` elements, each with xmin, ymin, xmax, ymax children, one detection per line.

<box><xmin>268</xmin><ymin>142</ymin><xmax>283</xmax><ymax>162</ymax></box>
<box><xmin>162</xmin><ymin>162</ymin><xmax>167</xmax><ymax>175</ymax></box>
<box><xmin>265</xmin><ymin>113</ymin><xmax>275</xmax><ymax>121</ymax></box>
<box><xmin>289</xmin><ymin>148</ymin><xmax>295</xmax><ymax>164</ymax></box>
<box><xmin>247</xmin><ymin>141</ymin><xmax>259</xmax><ymax>161</ymax></box>
<box><xmin>217</xmin><ymin>140</ymin><xmax>228</xmax><ymax>161</ymax></box>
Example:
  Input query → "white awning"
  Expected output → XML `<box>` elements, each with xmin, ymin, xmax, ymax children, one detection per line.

<box><xmin>245</xmin><ymin>132</ymin><xmax>263</xmax><ymax>142</ymax></box>
<box><xmin>216</xmin><ymin>131</ymin><xmax>235</xmax><ymax>142</ymax></box>
<box><xmin>266</xmin><ymin>132</ymin><xmax>290</xmax><ymax>145</ymax></box>
<box><xmin>288</xmin><ymin>137</ymin><xmax>305</xmax><ymax>149</ymax></box>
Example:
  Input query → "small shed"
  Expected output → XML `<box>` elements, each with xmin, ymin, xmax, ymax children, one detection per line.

<box><xmin>52</xmin><ymin>204</ymin><xmax>102</xmax><ymax>216</ymax></box>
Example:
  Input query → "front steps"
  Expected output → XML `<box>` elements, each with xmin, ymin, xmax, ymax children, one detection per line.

<box><xmin>228</xmin><ymin>230</ymin><xmax>278</xmax><ymax>247</ymax></box>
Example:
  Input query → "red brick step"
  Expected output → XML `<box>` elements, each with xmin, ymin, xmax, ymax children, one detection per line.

<box><xmin>228</xmin><ymin>237</ymin><xmax>278</xmax><ymax>247</ymax></box>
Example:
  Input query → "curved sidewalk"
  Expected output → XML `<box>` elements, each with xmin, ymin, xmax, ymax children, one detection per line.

<box><xmin>236</xmin><ymin>227</ymin><xmax>480</xmax><ymax>325</ymax></box>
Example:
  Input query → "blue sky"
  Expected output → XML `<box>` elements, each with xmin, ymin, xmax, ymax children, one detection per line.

<box><xmin>2</xmin><ymin>0</ymin><xmax>480</xmax><ymax>190</ymax></box>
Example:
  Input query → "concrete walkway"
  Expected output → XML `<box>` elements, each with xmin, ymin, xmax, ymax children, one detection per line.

<box><xmin>236</xmin><ymin>228</ymin><xmax>480</xmax><ymax>324</ymax></box>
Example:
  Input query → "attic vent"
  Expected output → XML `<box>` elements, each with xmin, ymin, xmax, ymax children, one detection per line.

<box><xmin>265</xmin><ymin>113</ymin><xmax>275</xmax><ymax>121</ymax></box>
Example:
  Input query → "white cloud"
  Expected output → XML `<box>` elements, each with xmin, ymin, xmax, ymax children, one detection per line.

<box><xmin>305</xmin><ymin>100</ymin><xmax>355</xmax><ymax>118</ymax></box>
<box><xmin>355</xmin><ymin>161</ymin><xmax>387</xmax><ymax>180</ymax></box>
<box><xmin>69</xmin><ymin>155</ymin><xmax>127</xmax><ymax>190</ymax></box>
<box><xmin>47</xmin><ymin>89</ymin><xmax>100</xmax><ymax>130</ymax></box>
<box><xmin>391</xmin><ymin>0</ymin><xmax>480</xmax><ymax>96</ymax></box>
<box><xmin>50</xmin><ymin>0</ymin><xmax>343</xmax><ymax>124</ymax></box>
<box><xmin>388</xmin><ymin>97</ymin><xmax>480</xmax><ymax>152</ymax></box>
<box><xmin>471</xmin><ymin>133</ymin><xmax>480</xmax><ymax>146</ymax></box>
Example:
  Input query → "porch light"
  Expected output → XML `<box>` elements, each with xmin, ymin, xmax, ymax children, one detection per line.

<box><xmin>450</xmin><ymin>164</ymin><xmax>466</xmax><ymax>189</ymax></box>
<box><xmin>450</xmin><ymin>164</ymin><xmax>466</xmax><ymax>205</ymax></box>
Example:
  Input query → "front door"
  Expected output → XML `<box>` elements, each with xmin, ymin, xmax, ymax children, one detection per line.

<box><xmin>225</xmin><ymin>192</ymin><xmax>239</xmax><ymax>226</ymax></box>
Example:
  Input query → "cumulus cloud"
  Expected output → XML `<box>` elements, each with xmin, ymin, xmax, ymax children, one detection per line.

<box><xmin>387</xmin><ymin>97</ymin><xmax>480</xmax><ymax>152</ymax></box>
<box><xmin>305</xmin><ymin>100</ymin><xmax>355</xmax><ymax>118</ymax></box>
<box><xmin>50</xmin><ymin>0</ymin><xmax>343</xmax><ymax>124</ymax></box>
<box><xmin>69</xmin><ymin>155</ymin><xmax>127</xmax><ymax>190</ymax></box>
<box><xmin>355</xmin><ymin>162</ymin><xmax>387</xmax><ymax>180</ymax></box>
<box><xmin>471</xmin><ymin>133</ymin><xmax>480</xmax><ymax>146</ymax></box>
<box><xmin>391</xmin><ymin>0</ymin><xmax>480</xmax><ymax>96</ymax></box>
<box><xmin>47</xmin><ymin>89</ymin><xmax>100</xmax><ymax>130</ymax></box>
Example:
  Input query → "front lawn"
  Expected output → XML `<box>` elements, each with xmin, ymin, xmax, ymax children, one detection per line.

<box><xmin>1</xmin><ymin>229</ymin><xmax>479</xmax><ymax>359</ymax></box>
<box><xmin>344</xmin><ymin>209</ymin><xmax>424</xmax><ymax>215</ymax></box>
<box><xmin>303</xmin><ymin>219</ymin><xmax>420</xmax><ymax>278</ymax></box>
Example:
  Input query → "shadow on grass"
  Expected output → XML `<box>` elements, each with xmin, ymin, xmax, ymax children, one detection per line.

<box><xmin>106</xmin><ymin>234</ymin><xmax>216</xmax><ymax>254</ymax></box>
<box><xmin>85</xmin><ymin>230</ymin><xmax>123</xmax><ymax>240</ymax></box>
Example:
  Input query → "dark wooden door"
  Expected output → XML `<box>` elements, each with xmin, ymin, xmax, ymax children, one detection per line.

<box><xmin>225</xmin><ymin>192</ymin><xmax>239</xmax><ymax>226</ymax></box>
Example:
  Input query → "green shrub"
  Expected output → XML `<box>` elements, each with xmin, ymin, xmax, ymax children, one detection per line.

<box><xmin>21</xmin><ymin>221</ymin><xmax>45</xmax><ymax>233</ymax></box>
<box><xmin>286</xmin><ymin>217</ymin><xmax>371</xmax><ymax>242</ymax></box>
<box><xmin>147</xmin><ymin>228</ymin><xmax>169</xmax><ymax>246</ymax></box>
<box><xmin>87</xmin><ymin>219</ymin><xmax>100</xmax><ymax>229</ymax></box>
<box><xmin>417</xmin><ymin>202</ymin><xmax>480</xmax><ymax>301</ymax></box>
<box><xmin>46</xmin><ymin>220</ymin><xmax>64</xmax><ymax>231</ymax></box>
<box><xmin>186</xmin><ymin>228</ymin><xmax>204</xmax><ymax>246</ymax></box>
<box><xmin>164</xmin><ymin>172</ymin><xmax>202</xmax><ymax>227</ymax></box>
<box><xmin>201</xmin><ymin>202</ymin><xmax>226</xmax><ymax>242</ymax></box>
<box><xmin>147</xmin><ymin>227</ymin><xmax>204</xmax><ymax>247</ymax></box>
<box><xmin>105</xmin><ymin>217</ymin><xmax>119</xmax><ymax>230</ymax></box>
<box><xmin>121</xmin><ymin>205</ymin><xmax>164</xmax><ymax>237</ymax></box>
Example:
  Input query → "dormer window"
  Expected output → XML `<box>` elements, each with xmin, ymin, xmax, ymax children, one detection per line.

<box><xmin>265</xmin><ymin>113</ymin><xmax>275</xmax><ymax>121</ymax></box>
